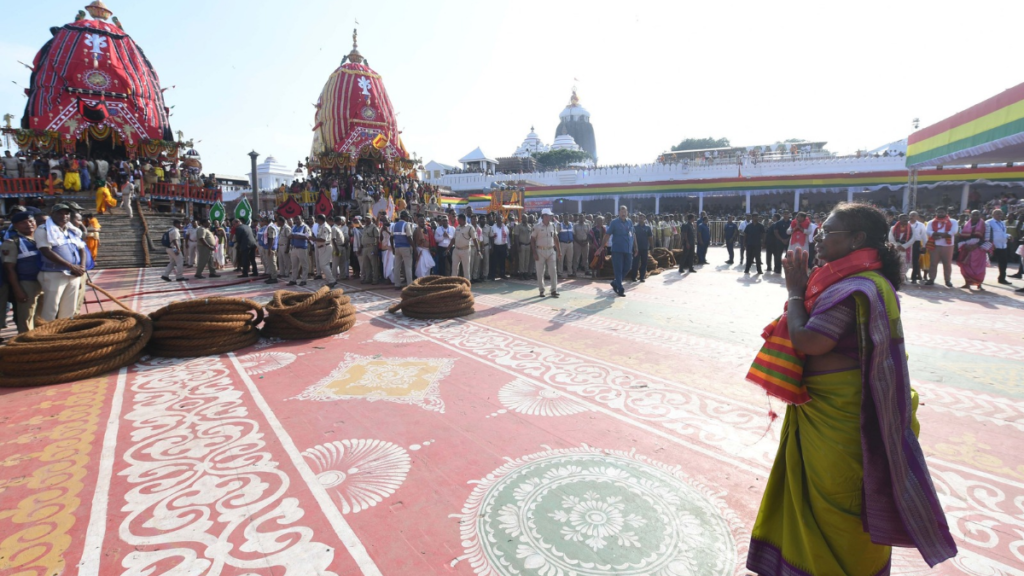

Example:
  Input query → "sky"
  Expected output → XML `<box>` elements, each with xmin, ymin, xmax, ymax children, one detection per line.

<box><xmin>2</xmin><ymin>0</ymin><xmax>1022</xmax><ymax>177</ymax></box>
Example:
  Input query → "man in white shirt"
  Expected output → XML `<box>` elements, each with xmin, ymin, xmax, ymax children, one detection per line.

<box><xmin>433</xmin><ymin>214</ymin><xmax>455</xmax><ymax>276</ymax></box>
<box><xmin>987</xmin><ymin>209</ymin><xmax>1012</xmax><ymax>286</ymax></box>
<box><xmin>908</xmin><ymin>211</ymin><xmax>928</xmax><ymax>284</ymax></box>
<box><xmin>185</xmin><ymin>220</ymin><xmax>199</xmax><ymax>267</ymax></box>
<box><xmin>489</xmin><ymin>215</ymin><xmax>510</xmax><ymax>280</ymax></box>
<box><xmin>925</xmin><ymin>206</ymin><xmax>958</xmax><ymax>287</ymax></box>
<box><xmin>35</xmin><ymin>203</ymin><xmax>87</xmax><ymax>321</ymax></box>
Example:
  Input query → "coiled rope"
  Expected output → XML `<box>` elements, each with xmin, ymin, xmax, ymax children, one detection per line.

<box><xmin>0</xmin><ymin>310</ymin><xmax>152</xmax><ymax>388</ymax></box>
<box><xmin>651</xmin><ymin>248</ymin><xmax>677</xmax><ymax>269</ymax></box>
<box><xmin>262</xmin><ymin>286</ymin><xmax>356</xmax><ymax>340</ymax></box>
<box><xmin>148</xmin><ymin>297</ymin><xmax>264</xmax><ymax>357</ymax></box>
<box><xmin>387</xmin><ymin>275</ymin><xmax>475</xmax><ymax>319</ymax></box>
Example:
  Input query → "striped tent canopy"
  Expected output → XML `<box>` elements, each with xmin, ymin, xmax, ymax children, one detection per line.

<box><xmin>21</xmin><ymin>4</ymin><xmax>172</xmax><ymax>147</ymax></box>
<box><xmin>907</xmin><ymin>81</ymin><xmax>1024</xmax><ymax>168</ymax></box>
<box><xmin>309</xmin><ymin>30</ymin><xmax>409</xmax><ymax>172</ymax></box>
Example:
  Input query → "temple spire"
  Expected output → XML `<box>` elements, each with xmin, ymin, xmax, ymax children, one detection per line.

<box><xmin>347</xmin><ymin>28</ymin><xmax>364</xmax><ymax>64</ymax></box>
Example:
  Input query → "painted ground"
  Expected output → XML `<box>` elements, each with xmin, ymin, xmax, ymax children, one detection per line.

<box><xmin>1</xmin><ymin>246</ymin><xmax>1022</xmax><ymax>576</ymax></box>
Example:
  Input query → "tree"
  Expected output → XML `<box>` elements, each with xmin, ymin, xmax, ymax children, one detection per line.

<box><xmin>670</xmin><ymin>137</ymin><xmax>730</xmax><ymax>152</ymax></box>
<box><xmin>532</xmin><ymin>149</ymin><xmax>592</xmax><ymax>170</ymax></box>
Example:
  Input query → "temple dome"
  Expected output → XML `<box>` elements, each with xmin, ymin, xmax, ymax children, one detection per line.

<box><xmin>558</xmin><ymin>89</ymin><xmax>590</xmax><ymax>120</ymax></box>
<box><xmin>550</xmin><ymin>133</ymin><xmax>582</xmax><ymax>151</ymax></box>
<box><xmin>513</xmin><ymin>126</ymin><xmax>549</xmax><ymax>157</ymax></box>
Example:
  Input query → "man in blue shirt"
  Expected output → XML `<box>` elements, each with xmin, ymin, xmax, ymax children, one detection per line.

<box><xmin>723</xmin><ymin>215</ymin><xmax>738</xmax><ymax>264</ymax></box>
<box><xmin>628</xmin><ymin>213</ymin><xmax>653</xmax><ymax>282</ymax></box>
<box><xmin>557</xmin><ymin>215</ymin><xmax>575</xmax><ymax>277</ymax></box>
<box><xmin>600</xmin><ymin>205</ymin><xmax>637</xmax><ymax>297</ymax></box>
<box><xmin>697</xmin><ymin>216</ymin><xmax>711</xmax><ymax>265</ymax></box>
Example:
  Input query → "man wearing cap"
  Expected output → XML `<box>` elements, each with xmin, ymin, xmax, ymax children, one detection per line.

<box><xmin>276</xmin><ymin>216</ymin><xmax>291</xmax><ymax>279</ymax></box>
<box><xmin>35</xmin><ymin>203</ymin><xmax>87</xmax><ymax>320</ymax></box>
<box><xmin>531</xmin><ymin>209</ymin><xmax>561</xmax><ymax>297</ymax></box>
<box><xmin>161</xmin><ymin>219</ymin><xmax>186</xmax><ymax>282</ymax></box>
<box><xmin>262</xmin><ymin>216</ymin><xmax>280</xmax><ymax>284</ymax></box>
<box><xmin>193</xmin><ymin>219</ymin><xmax>220</xmax><ymax>279</ymax></box>
<box><xmin>332</xmin><ymin>216</ymin><xmax>349</xmax><ymax>280</ymax></box>
<box><xmin>451</xmin><ymin>213</ymin><xmax>481</xmax><ymax>280</ymax></box>
<box><xmin>288</xmin><ymin>216</ymin><xmax>313</xmax><ymax>286</ymax></box>
<box><xmin>312</xmin><ymin>214</ymin><xmax>336</xmax><ymax>287</ymax></box>
<box><xmin>390</xmin><ymin>211</ymin><xmax>416</xmax><ymax>288</ymax></box>
<box><xmin>1</xmin><ymin>210</ymin><xmax>44</xmax><ymax>332</ymax></box>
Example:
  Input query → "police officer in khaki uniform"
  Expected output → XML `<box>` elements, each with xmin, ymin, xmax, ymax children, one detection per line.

<box><xmin>531</xmin><ymin>209</ymin><xmax>560</xmax><ymax>297</ymax></box>
<box><xmin>312</xmin><ymin>214</ymin><xmax>336</xmax><ymax>286</ymax></box>
<box><xmin>331</xmin><ymin>216</ymin><xmax>349</xmax><ymax>280</ymax></box>
<box><xmin>360</xmin><ymin>216</ymin><xmax>382</xmax><ymax>284</ymax></box>
<box><xmin>1</xmin><ymin>210</ymin><xmax>44</xmax><ymax>333</ymax></box>
<box><xmin>514</xmin><ymin>216</ymin><xmax>533</xmax><ymax>278</ymax></box>
<box><xmin>451</xmin><ymin>213</ymin><xmax>481</xmax><ymax>279</ymax></box>
<box><xmin>276</xmin><ymin>216</ymin><xmax>291</xmax><ymax>279</ymax></box>
<box><xmin>194</xmin><ymin>219</ymin><xmax>220</xmax><ymax>279</ymax></box>
<box><xmin>263</xmin><ymin>216</ymin><xmax>280</xmax><ymax>284</ymax></box>
<box><xmin>573</xmin><ymin>214</ymin><xmax>591</xmax><ymax>277</ymax></box>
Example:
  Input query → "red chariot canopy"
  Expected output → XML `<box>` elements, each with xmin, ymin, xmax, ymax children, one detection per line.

<box><xmin>22</xmin><ymin>8</ymin><xmax>172</xmax><ymax>146</ymax></box>
<box><xmin>309</xmin><ymin>30</ymin><xmax>409</xmax><ymax>170</ymax></box>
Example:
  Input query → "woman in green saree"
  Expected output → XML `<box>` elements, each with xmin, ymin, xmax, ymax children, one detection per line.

<box><xmin>746</xmin><ymin>203</ymin><xmax>957</xmax><ymax>575</ymax></box>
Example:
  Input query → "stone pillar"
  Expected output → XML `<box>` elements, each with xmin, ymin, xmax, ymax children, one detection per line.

<box><xmin>847</xmin><ymin>187</ymin><xmax>854</xmax><ymax>203</ymax></box>
<box><xmin>577</xmin><ymin>199</ymin><xmax>582</xmax><ymax>212</ymax></box>
<box><xmin>698</xmin><ymin>192</ymin><xmax>704</xmax><ymax>214</ymax></box>
<box><xmin>614</xmin><ymin>195</ymin><xmax>619</xmax><ymax>213</ymax></box>
<box><xmin>902</xmin><ymin>187</ymin><xmax>910</xmax><ymax>212</ymax></box>
<box><xmin>655</xmin><ymin>195</ymin><xmax>660</xmax><ymax>214</ymax></box>
<box><xmin>745</xmin><ymin>191</ymin><xmax>751</xmax><ymax>214</ymax></box>
<box><xmin>961</xmin><ymin>183</ymin><xmax>970</xmax><ymax>212</ymax></box>
<box><xmin>794</xmin><ymin>189</ymin><xmax>801</xmax><ymax>212</ymax></box>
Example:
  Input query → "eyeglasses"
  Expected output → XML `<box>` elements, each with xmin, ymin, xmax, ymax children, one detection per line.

<box><xmin>815</xmin><ymin>228</ymin><xmax>852</xmax><ymax>239</ymax></box>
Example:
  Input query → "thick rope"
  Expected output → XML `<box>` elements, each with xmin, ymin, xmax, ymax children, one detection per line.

<box><xmin>651</xmin><ymin>248</ymin><xmax>677</xmax><ymax>269</ymax></box>
<box><xmin>262</xmin><ymin>286</ymin><xmax>357</xmax><ymax>340</ymax></box>
<box><xmin>0</xmin><ymin>310</ymin><xmax>153</xmax><ymax>388</ymax></box>
<box><xmin>148</xmin><ymin>297</ymin><xmax>264</xmax><ymax>357</ymax></box>
<box><xmin>387</xmin><ymin>275</ymin><xmax>475</xmax><ymax>319</ymax></box>
<box><xmin>87</xmin><ymin>281</ymin><xmax>133</xmax><ymax>311</ymax></box>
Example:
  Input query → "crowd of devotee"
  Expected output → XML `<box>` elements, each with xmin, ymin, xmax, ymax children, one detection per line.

<box><xmin>3</xmin><ymin>194</ymin><xmax>1022</xmax><ymax>341</ymax></box>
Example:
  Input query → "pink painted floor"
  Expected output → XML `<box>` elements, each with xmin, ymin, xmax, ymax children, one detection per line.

<box><xmin>1</xmin><ymin>246</ymin><xmax>1022</xmax><ymax>576</ymax></box>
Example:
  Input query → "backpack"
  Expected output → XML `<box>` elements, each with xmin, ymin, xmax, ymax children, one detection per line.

<box><xmin>161</xmin><ymin>230</ymin><xmax>172</xmax><ymax>248</ymax></box>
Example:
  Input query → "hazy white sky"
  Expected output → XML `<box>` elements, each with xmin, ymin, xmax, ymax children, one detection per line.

<box><xmin>2</xmin><ymin>0</ymin><xmax>1021</xmax><ymax>176</ymax></box>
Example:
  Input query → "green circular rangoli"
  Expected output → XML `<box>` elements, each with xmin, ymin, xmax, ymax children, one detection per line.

<box><xmin>458</xmin><ymin>446</ymin><xmax>737</xmax><ymax>576</ymax></box>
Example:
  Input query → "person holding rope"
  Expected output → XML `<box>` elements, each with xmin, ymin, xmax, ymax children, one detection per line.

<box><xmin>36</xmin><ymin>203</ymin><xmax>87</xmax><ymax>321</ymax></box>
<box><xmin>313</xmin><ymin>214</ymin><xmax>336</xmax><ymax>288</ymax></box>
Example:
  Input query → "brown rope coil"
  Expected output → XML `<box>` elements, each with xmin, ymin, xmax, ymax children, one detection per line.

<box><xmin>0</xmin><ymin>310</ymin><xmax>152</xmax><ymax>388</ymax></box>
<box><xmin>387</xmin><ymin>275</ymin><xmax>475</xmax><ymax>319</ymax></box>
<box><xmin>651</xmin><ymin>248</ymin><xmax>677</xmax><ymax>269</ymax></box>
<box><xmin>262</xmin><ymin>286</ymin><xmax>357</xmax><ymax>339</ymax></box>
<box><xmin>148</xmin><ymin>297</ymin><xmax>264</xmax><ymax>357</ymax></box>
